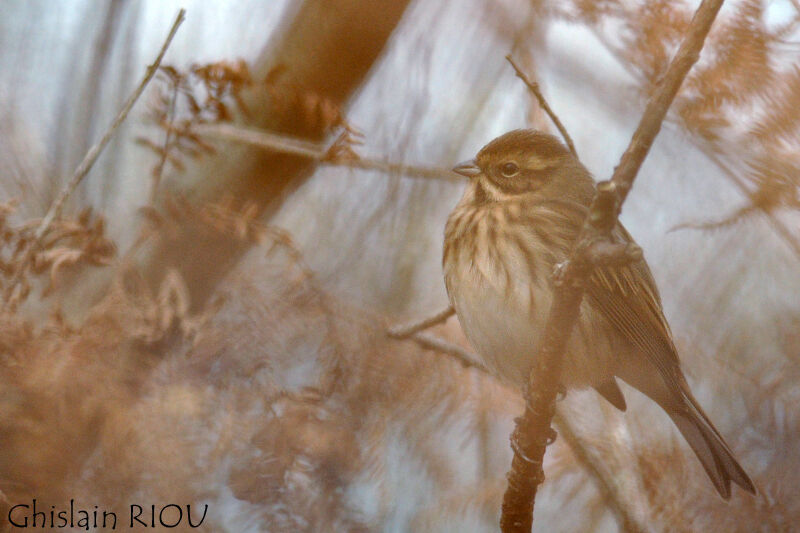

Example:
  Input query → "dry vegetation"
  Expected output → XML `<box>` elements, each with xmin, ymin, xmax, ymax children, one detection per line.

<box><xmin>1</xmin><ymin>0</ymin><xmax>799</xmax><ymax>531</ymax></box>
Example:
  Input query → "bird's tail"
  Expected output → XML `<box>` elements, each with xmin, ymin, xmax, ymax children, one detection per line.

<box><xmin>668</xmin><ymin>390</ymin><xmax>756</xmax><ymax>500</ymax></box>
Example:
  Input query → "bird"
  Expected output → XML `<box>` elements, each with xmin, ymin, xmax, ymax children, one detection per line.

<box><xmin>442</xmin><ymin>129</ymin><xmax>756</xmax><ymax>499</ymax></box>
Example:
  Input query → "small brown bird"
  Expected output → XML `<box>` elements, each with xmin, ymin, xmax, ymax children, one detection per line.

<box><xmin>443</xmin><ymin>129</ymin><xmax>755</xmax><ymax>499</ymax></box>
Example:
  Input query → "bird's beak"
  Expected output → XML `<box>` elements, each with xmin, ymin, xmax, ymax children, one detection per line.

<box><xmin>452</xmin><ymin>159</ymin><xmax>481</xmax><ymax>178</ymax></box>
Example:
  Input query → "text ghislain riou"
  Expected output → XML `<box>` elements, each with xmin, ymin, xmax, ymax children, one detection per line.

<box><xmin>7</xmin><ymin>500</ymin><xmax>208</xmax><ymax>530</ymax></box>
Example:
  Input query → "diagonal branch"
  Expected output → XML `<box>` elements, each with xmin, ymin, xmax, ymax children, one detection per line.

<box><xmin>386</xmin><ymin>306</ymin><xmax>481</xmax><ymax>370</ymax></box>
<box><xmin>506</xmin><ymin>52</ymin><xmax>647</xmax><ymax>533</ymax></box>
<box><xmin>499</xmin><ymin>1</ymin><xmax>726</xmax><ymax>531</ymax></box>
<box><xmin>1</xmin><ymin>8</ymin><xmax>186</xmax><ymax>310</ymax></box>
<box><xmin>584</xmin><ymin>23</ymin><xmax>800</xmax><ymax>263</ymax></box>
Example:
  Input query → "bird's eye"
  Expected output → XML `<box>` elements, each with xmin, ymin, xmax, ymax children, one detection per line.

<box><xmin>500</xmin><ymin>162</ymin><xmax>519</xmax><ymax>177</ymax></box>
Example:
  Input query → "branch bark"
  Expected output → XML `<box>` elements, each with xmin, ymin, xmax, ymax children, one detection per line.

<box><xmin>586</xmin><ymin>22</ymin><xmax>800</xmax><ymax>262</ymax></box>
<box><xmin>499</xmin><ymin>1</ymin><xmax>726</xmax><ymax>531</ymax></box>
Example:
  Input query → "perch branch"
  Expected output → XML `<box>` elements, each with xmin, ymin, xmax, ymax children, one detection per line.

<box><xmin>391</xmin><ymin>306</ymin><xmax>646</xmax><ymax>530</ymax></box>
<box><xmin>499</xmin><ymin>1</ymin><xmax>725</xmax><ymax>531</ymax></box>
<box><xmin>2</xmin><ymin>8</ymin><xmax>186</xmax><ymax>308</ymax></box>
<box><xmin>585</xmin><ymin>24</ymin><xmax>800</xmax><ymax>263</ymax></box>
<box><xmin>191</xmin><ymin>122</ymin><xmax>460</xmax><ymax>182</ymax></box>
<box><xmin>396</xmin><ymin>312</ymin><xmax>648</xmax><ymax>530</ymax></box>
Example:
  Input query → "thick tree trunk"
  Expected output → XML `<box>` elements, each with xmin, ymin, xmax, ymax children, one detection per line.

<box><xmin>0</xmin><ymin>0</ymin><xmax>412</xmax><ymax>509</ymax></box>
<box><xmin>141</xmin><ymin>0</ymin><xmax>412</xmax><ymax>308</ymax></box>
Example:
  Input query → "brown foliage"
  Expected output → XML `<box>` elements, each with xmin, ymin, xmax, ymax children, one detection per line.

<box><xmin>0</xmin><ymin>190</ymin><xmax>518</xmax><ymax>530</ymax></box>
<box><xmin>0</xmin><ymin>201</ymin><xmax>115</xmax><ymax>309</ymax></box>
<box><xmin>3</xmin><ymin>1</ymin><xmax>800</xmax><ymax>530</ymax></box>
<box><xmin>559</xmin><ymin>0</ymin><xmax>800</xmax><ymax>233</ymax></box>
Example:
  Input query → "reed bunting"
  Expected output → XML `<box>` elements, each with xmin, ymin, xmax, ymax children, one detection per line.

<box><xmin>442</xmin><ymin>129</ymin><xmax>755</xmax><ymax>499</ymax></box>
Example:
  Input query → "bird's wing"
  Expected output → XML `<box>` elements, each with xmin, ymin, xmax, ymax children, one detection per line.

<box><xmin>585</xmin><ymin>225</ymin><xmax>683</xmax><ymax>385</ymax></box>
<box><xmin>593</xmin><ymin>378</ymin><xmax>627</xmax><ymax>411</ymax></box>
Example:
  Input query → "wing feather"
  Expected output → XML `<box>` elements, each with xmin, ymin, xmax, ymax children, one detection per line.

<box><xmin>585</xmin><ymin>225</ymin><xmax>683</xmax><ymax>389</ymax></box>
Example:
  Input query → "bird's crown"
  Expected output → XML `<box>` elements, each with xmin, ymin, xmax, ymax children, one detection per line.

<box><xmin>476</xmin><ymin>129</ymin><xmax>570</xmax><ymax>170</ymax></box>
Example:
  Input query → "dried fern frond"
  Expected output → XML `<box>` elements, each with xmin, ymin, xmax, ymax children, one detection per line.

<box><xmin>560</xmin><ymin>0</ymin><xmax>800</xmax><ymax>241</ymax></box>
<box><xmin>0</xmin><ymin>203</ymin><xmax>115</xmax><ymax>307</ymax></box>
<box><xmin>137</xmin><ymin>61</ymin><xmax>255</xmax><ymax>197</ymax></box>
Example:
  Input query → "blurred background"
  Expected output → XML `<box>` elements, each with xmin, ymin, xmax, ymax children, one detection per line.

<box><xmin>1</xmin><ymin>0</ymin><xmax>799</xmax><ymax>531</ymax></box>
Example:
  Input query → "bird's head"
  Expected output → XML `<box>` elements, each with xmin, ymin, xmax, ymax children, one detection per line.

<box><xmin>452</xmin><ymin>129</ymin><xmax>593</xmax><ymax>204</ymax></box>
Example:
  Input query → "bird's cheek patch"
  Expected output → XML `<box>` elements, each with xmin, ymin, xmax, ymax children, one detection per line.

<box><xmin>523</xmin><ymin>166</ymin><xmax>556</xmax><ymax>184</ymax></box>
<box><xmin>487</xmin><ymin>175</ymin><xmax>525</xmax><ymax>195</ymax></box>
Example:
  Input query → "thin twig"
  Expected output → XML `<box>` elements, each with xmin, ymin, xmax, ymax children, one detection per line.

<box><xmin>387</xmin><ymin>306</ymin><xmax>455</xmax><ymax>338</ymax></box>
<box><xmin>506</xmin><ymin>54</ymin><xmax>577</xmax><ymax>158</ymax></box>
<box><xmin>2</xmin><ymin>9</ymin><xmax>186</xmax><ymax>308</ymax></box>
<box><xmin>411</xmin><ymin>332</ymin><xmax>487</xmax><ymax>372</ymax></box>
<box><xmin>150</xmin><ymin>75</ymin><xmax>180</xmax><ymax>203</ymax></box>
<box><xmin>500</xmin><ymin>1</ymin><xmax>725</xmax><ymax>532</ymax></box>
<box><xmin>191</xmin><ymin>122</ymin><xmax>460</xmax><ymax>182</ymax></box>
<box><xmin>385</xmin><ymin>307</ymin><xmax>483</xmax><ymax>372</ymax></box>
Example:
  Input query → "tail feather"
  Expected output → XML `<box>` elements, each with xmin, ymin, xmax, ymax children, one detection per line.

<box><xmin>669</xmin><ymin>394</ymin><xmax>756</xmax><ymax>500</ymax></box>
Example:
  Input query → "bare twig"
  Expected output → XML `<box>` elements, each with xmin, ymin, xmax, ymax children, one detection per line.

<box><xmin>386</xmin><ymin>306</ymin><xmax>482</xmax><ymax>371</ymax></box>
<box><xmin>191</xmin><ymin>122</ymin><xmax>460</xmax><ymax>182</ymax></box>
<box><xmin>2</xmin><ymin>9</ymin><xmax>186</xmax><ymax>308</ymax></box>
<box><xmin>388</xmin><ymin>306</ymin><xmax>455</xmax><ymax>338</ymax></box>
<box><xmin>192</xmin><ymin>122</ymin><xmax>322</xmax><ymax>158</ymax></box>
<box><xmin>506</xmin><ymin>44</ymin><xmax>648</xmax><ymax>533</ymax></box>
<box><xmin>506</xmin><ymin>54</ymin><xmax>577</xmax><ymax>158</ymax></box>
<box><xmin>385</xmin><ymin>305</ymin><xmax>483</xmax><ymax>371</ymax></box>
<box><xmin>500</xmin><ymin>1</ymin><xmax>725</xmax><ymax>532</ymax></box>
<box><xmin>410</xmin><ymin>332</ymin><xmax>486</xmax><ymax>372</ymax></box>
<box><xmin>150</xmin><ymin>74</ymin><xmax>180</xmax><ymax>203</ymax></box>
